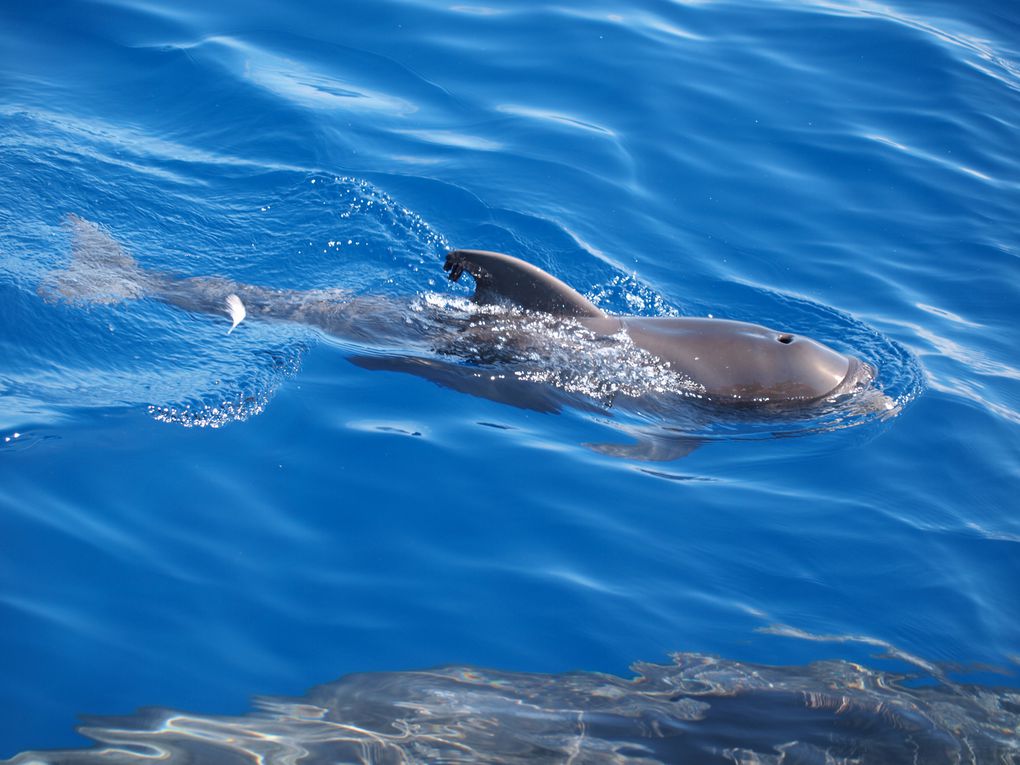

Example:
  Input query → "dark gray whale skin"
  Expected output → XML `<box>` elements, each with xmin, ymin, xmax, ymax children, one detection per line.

<box><xmin>50</xmin><ymin>217</ymin><xmax>874</xmax><ymax>424</ymax></box>
<box><xmin>444</xmin><ymin>249</ymin><xmax>872</xmax><ymax>404</ymax></box>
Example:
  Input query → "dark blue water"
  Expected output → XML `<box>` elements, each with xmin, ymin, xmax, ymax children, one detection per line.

<box><xmin>1</xmin><ymin>0</ymin><xmax>1018</xmax><ymax>761</ymax></box>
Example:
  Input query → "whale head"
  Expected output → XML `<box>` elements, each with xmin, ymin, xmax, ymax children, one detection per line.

<box><xmin>613</xmin><ymin>317</ymin><xmax>875</xmax><ymax>404</ymax></box>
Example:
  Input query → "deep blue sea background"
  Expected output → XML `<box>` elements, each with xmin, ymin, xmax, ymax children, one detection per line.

<box><xmin>1</xmin><ymin>0</ymin><xmax>1018</xmax><ymax>759</ymax></box>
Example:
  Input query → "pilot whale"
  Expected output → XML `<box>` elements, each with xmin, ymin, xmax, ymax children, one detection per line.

<box><xmin>48</xmin><ymin>216</ymin><xmax>878</xmax><ymax>456</ymax></box>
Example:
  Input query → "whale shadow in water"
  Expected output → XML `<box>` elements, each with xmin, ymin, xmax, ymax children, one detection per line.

<box><xmin>43</xmin><ymin>216</ymin><xmax>898</xmax><ymax>460</ymax></box>
<box><xmin>5</xmin><ymin>648</ymin><xmax>1018</xmax><ymax>764</ymax></box>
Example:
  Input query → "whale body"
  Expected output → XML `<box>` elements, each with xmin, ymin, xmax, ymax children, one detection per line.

<box><xmin>47</xmin><ymin>216</ymin><xmax>879</xmax><ymax>457</ymax></box>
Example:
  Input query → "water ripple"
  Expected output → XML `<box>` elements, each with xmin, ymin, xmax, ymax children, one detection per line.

<box><xmin>1</xmin><ymin>0</ymin><xmax>1018</xmax><ymax>757</ymax></box>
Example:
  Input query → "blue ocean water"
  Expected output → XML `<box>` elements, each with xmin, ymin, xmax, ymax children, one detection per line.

<box><xmin>1</xmin><ymin>0</ymin><xmax>1018</xmax><ymax>760</ymax></box>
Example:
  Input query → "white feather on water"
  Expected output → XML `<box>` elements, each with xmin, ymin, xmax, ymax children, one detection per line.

<box><xmin>226</xmin><ymin>294</ymin><xmax>246</xmax><ymax>334</ymax></box>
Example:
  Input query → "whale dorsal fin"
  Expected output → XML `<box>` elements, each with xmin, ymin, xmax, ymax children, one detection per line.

<box><xmin>444</xmin><ymin>249</ymin><xmax>606</xmax><ymax>319</ymax></box>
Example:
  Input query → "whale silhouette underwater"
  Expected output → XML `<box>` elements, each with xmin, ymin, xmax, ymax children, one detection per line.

<box><xmin>47</xmin><ymin>215</ymin><xmax>886</xmax><ymax>459</ymax></box>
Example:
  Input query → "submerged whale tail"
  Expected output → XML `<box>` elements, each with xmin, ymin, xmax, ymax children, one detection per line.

<box><xmin>41</xmin><ymin>215</ymin><xmax>344</xmax><ymax>335</ymax></box>
<box><xmin>40</xmin><ymin>214</ymin><xmax>149</xmax><ymax>304</ymax></box>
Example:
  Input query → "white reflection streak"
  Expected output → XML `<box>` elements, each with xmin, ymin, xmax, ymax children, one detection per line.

<box><xmin>863</xmin><ymin>133</ymin><xmax>996</xmax><ymax>184</ymax></box>
<box><xmin>757</xmin><ymin>623</ymin><xmax>943</xmax><ymax>677</ymax></box>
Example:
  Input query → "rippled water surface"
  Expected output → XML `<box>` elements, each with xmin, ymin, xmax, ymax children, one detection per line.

<box><xmin>1</xmin><ymin>0</ymin><xmax>1018</xmax><ymax>761</ymax></box>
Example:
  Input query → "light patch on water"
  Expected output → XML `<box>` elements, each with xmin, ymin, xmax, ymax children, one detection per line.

<box><xmin>395</xmin><ymin>128</ymin><xmax>503</xmax><ymax>151</ymax></box>
<box><xmin>958</xmin><ymin>164</ymin><xmax>993</xmax><ymax>181</ymax></box>
<box><xmin>640</xmin><ymin>14</ymin><xmax>705</xmax><ymax>42</ymax></box>
<box><xmin>544</xmin><ymin>567</ymin><xmax>624</xmax><ymax>595</ymax></box>
<box><xmin>449</xmin><ymin>5</ymin><xmax>509</xmax><ymax>15</ymax></box>
<box><xmin>964</xmin><ymin>522</ymin><xmax>1020</xmax><ymax>545</ymax></box>
<box><xmin>863</xmin><ymin>132</ymin><xmax>909</xmax><ymax>152</ymax></box>
<box><xmin>759</xmin><ymin>623</ymin><xmax>942</xmax><ymax>676</ymax></box>
<box><xmin>926</xmin><ymin>377</ymin><xmax>1020</xmax><ymax>426</ymax></box>
<box><xmin>915</xmin><ymin>302</ymin><xmax>984</xmax><ymax>328</ymax></box>
<box><xmin>496</xmin><ymin>105</ymin><xmax>616</xmax><ymax>136</ymax></box>
<box><xmin>201</xmin><ymin>37</ymin><xmax>417</xmax><ymax>115</ymax></box>
<box><xmin>861</xmin><ymin>132</ymin><xmax>998</xmax><ymax>184</ymax></box>
<box><xmin>905</xmin><ymin>321</ymin><xmax>1020</xmax><ymax>381</ymax></box>
<box><xmin>554</xmin><ymin>223</ymin><xmax>614</xmax><ymax>264</ymax></box>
